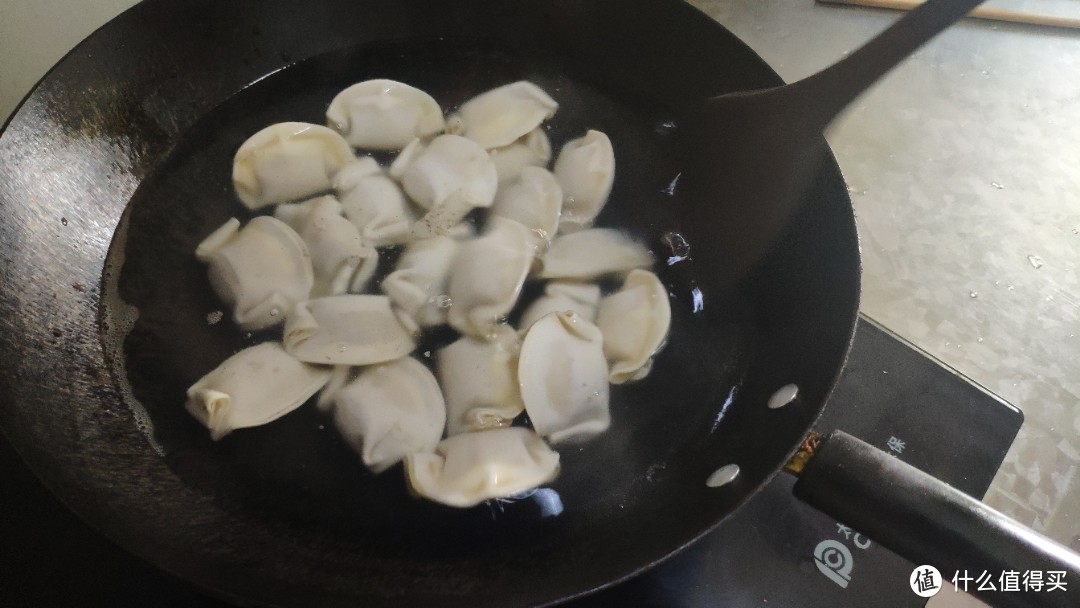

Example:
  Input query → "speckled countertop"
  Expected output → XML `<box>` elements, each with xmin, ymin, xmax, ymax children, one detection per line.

<box><xmin>2</xmin><ymin>0</ymin><xmax>1077</xmax><ymax>581</ymax></box>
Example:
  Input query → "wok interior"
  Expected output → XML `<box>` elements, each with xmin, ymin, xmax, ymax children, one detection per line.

<box><xmin>113</xmin><ymin>38</ymin><xmax>753</xmax><ymax>556</ymax></box>
<box><xmin>89</xmin><ymin>3</ymin><xmax>857</xmax><ymax>604</ymax></box>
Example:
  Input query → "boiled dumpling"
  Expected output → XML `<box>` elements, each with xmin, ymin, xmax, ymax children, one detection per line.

<box><xmin>232</xmin><ymin>122</ymin><xmax>353</xmax><ymax>209</ymax></box>
<box><xmin>332</xmin><ymin>357</ymin><xmax>445</xmax><ymax>473</ymax></box>
<box><xmin>447</xmin><ymin>217</ymin><xmax>535</xmax><ymax>338</ymax></box>
<box><xmin>316</xmin><ymin>365</ymin><xmax>355</xmax><ymax>412</ymax></box>
<box><xmin>325</xmin><ymin>79</ymin><xmax>445</xmax><ymax>150</ymax></box>
<box><xmin>596</xmin><ymin>269</ymin><xmax>671</xmax><ymax>383</ymax></box>
<box><xmin>274</xmin><ymin>195</ymin><xmax>373</xmax><ymax>297</ymax></box>
<box><xmin>347</xmin><ymin>252</ymin><xmax>380</xmax><ymax>295</ymax></box>
<box><xmin>489</xmin><ymin>166</ymin><xmax>563</xmax><ymax>241</ymax></box>
<box><xmin>185</xmin><ymin>342</ymin><xmax>330</xmax><ymax>440</ymax></box>
<box><xmin>334</xmin><ymin>157</ymin><xmax>417</xmax><ymax>247</ymax></box>
<box><xmin>405</xmin><ymin>427</ymin><xmax>560</xmax><ymax>508</ymax></box>
<box><xmin>398</xmin><ymin>135</ymin><xmax>498</xmax><ymax>238</ymax></box>
<box><xmin>538</xmin><ymin>228</ymin><xmax>653</xmax><ymax>280</ymax></box>
<box><xmin>188</xmin><ymin>80</ymin><xmax>678</xmax><ymax>507</ymax></box>
<box><xmin>283</xmin><ymin>295</ymin><xmax>417</xmax><ymax>365</ymax></box>
<box><xmin>388</xmin><ymin>137</ymin><xmax>424</xmax><ymax>181</ymax></box>
<box><xmin>490</xmin><ymin>128</ymin><xmax>552</xmax><ymax>184</ymax></box>
<box><xmin>381</xmin><ymin>230</ymin><xmax>470</xmax><ymax>328</ymax></box>
<box><xmin>518</xmin><ymin>281</ymin><xmax>602</xmax><ymax>331</ymax></box>
<box><xmin>195</xmin><ymin>216</ymin><xmax>313</xmax><ymax>331</ymax></box>
<box><xmin>458</xmin><ymin>81</ymin><xmax>558</xmax><ymax>149</ymax></box>
<box><xmin>398</xmin><ymin>135</ymin><xmax>497</xmax><ymax>209</ymax></box>
<box><xmin>553</xmin><ymin>130</ymin><xmax>614</xmax><ymax>232</ymax></box>
<box><xmin>437</xmin><ymin>325</ymin><xmax>524</xmax><ymax>435</ymax></box>
<box><xmin>518</xmin><ymin>311</ymin><xmax>610</xmax><ymax>443</ymax></box>
<box><xmin>444</xmin><ymin>113</ymin><xmax>466</xmax><ymax>135</ymax></box>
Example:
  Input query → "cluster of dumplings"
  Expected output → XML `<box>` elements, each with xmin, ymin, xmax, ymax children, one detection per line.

<box><xmin>187</xmin><ymin>79</ymin><xmax>671</xmax><ymax>508</ymax></box>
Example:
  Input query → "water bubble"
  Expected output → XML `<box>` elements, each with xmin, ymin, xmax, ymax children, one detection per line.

<box><xmin>654</xmin><ymin>120</ymin><xmax>677</xmax><ymax>134</ymax></box>
<box><xmin>662</xmin><ymin>172</ymin><xmax>681</xmax><ymax>196</ymax></box>
<box><xmin>644</xmin><ymin>463</ymin><xmax>665</xmax><ymax>482</ymax></box>
<box><xmin>60</xmin><ymin>217</ymin><xmax>68</xmax><ymax>226</ymax></box>
<box><xmin>690</xmin><ymin>286</ymin><xmax>704</xmax><ymax>313</ymax></box>
<box><xmin>977</xmin><ymin>337</ymin><xmax>984</xmax><ymax>343</ymax></box>
<box><xmin>1072</xmin><ymin>228</ymin><xmax>1078</xmax><ymax>235</ymax></box>
<box><xmin>1027</xmin><ymin>255</ymin><xmax>1044</xmax><ymax>269</ymax></box>
<box><xmin>337</xmin><ymin>345</ymin><xmax>348</xmax><ymax>353</ymax></box>
<box><xmin>969</xmin><ymin>291</ymin><xmax>978</xmax><ymax>299</ymax></box>
<box><xmin>661</xmin><ymin>231</ymin><xmax>691</xmax><ymax>265</ymax></box>
<box><xmin>269</xmin><ymin>307</ymin><xmax>280</xmax><ymax>317</ymax></box>
<box><xmin>991</xmin><ymin>181</ymin><xmax>1005</xmax><ymax>190</ymax></box>
<box><xmin>432</xmin><ymin>294</ymin><xmax>453</xmax><ymax>309</ymax></box>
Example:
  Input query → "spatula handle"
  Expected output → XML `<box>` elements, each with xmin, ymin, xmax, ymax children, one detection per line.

<box><xmin>794</xmin><ymin>430</ymin><xmax>1080</xmax><ymax>608</ymax></box>
<box><xmin>799</xmin><ymin>0</ymin><xmax>986</xmax><ymax>125</ymax></box>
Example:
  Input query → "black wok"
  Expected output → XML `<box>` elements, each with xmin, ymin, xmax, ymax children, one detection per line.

<box><xmin>0</xmin><ymin>1</ymin><xmax>1075</xmax><ymax>607</ymax></box>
